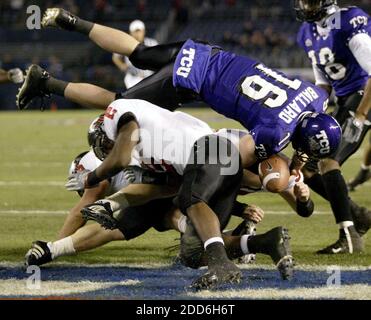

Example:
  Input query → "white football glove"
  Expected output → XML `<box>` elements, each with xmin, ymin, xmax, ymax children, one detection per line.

<box><xmin>342</xmin><ymin>116</ymin><xmax>364</xmax><ymax>144</ymax></box>
<box><xmin>123</xmin><ymin>166</ymin><xmax>169</xmax><ymax>185</ymax></box>
<box><xmin>8</xmin><ymin>68</ymin><xmax>24</xmax><ymax>84</ymax></box>
<box><xmin>65</xmin><ymin>169</ymin><xmax>91</xmax><ymax>192</ymax></box>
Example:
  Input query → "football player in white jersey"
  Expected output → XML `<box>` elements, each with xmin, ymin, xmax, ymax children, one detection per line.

<box><xmin>112</xmin><ymin>20</ymin><xmax>158</xmax><ymax>89</ymax></box>
<box><xmin>64</xmin><ymin>98</ymin><xmax>295</xmax><ymax>290</ymax></box>
<box><xmin>24</xmin><ymin>148</ymin><xmax>266</xmax><ymax>268</ymax></box>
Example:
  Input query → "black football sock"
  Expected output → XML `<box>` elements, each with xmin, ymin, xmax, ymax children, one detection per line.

<box><xmin>245</xmin><ymin>234</ymin><xmax>269</xmax><ymax>255</ymax></box>
<box><xmin>304</xmin><ymin>173</ymin><xmax>329</xmax><ymax>201</ymax></box>
<box><xmin>205</xmin><ymin>242</ymin><xmax>230</xmax><ymax>266</ymax></box>
<box><xmin>60</xmin><ymin>11</ymin><xmax>94</xmax><ymax>35</ymax></box>
<box><xmin>44</xmin><ymin>77</ymin><xmax>69</xmax><ymax>96</ymax></box>
<box><xmin>73</xmin><ymin>18</ymin><xmax>94</xmax><ymax>35</ymax></box>
<box><xmin>322</xmin><ymin>169</ymin><xmax>353</xmax><ymax>224</ymax></box>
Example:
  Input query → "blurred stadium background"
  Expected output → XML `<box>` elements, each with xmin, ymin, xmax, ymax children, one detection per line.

<box><xmin>1</xmin><ymin>0</ymin><xmax>370</xmax><ymax>110</ymax></box>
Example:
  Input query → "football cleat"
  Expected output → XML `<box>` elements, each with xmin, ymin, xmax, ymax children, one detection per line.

<box><xmin>347</xmin><ymin>168</ymin><xmax>370</xmax><ymax>192</ymax></box>
<box><xmin>249</xmin><ymin>227</ymin><xmax>294</xmax><ymax>280</ymax></box>
<box><xmin>262</xmin><ymin>227</ymin><xmax>294</xmax><ymax>280</ymax></box>
<box><xmin>25</xmin><ymin>241</ymin><xmax>52</xmax><ymax>267</ymax></box>
<box><xmin>81</xmin><ymin>201</ymin><xmax>117</xmax><ymax>230</ymax></box>
<box><xmin>317</xmin><ymin>226</ymin><xmax>364</xmax><ymax>254</ymax></box>
<box><xmin>190</xmin><ymin>260</ymin><xmax>242</xmax><ymax>291</ymax></box>
<box><xmin>41</xmin><ymin>8</ymin><xmax>78</xmax><ymax>30</ymax></box>
<box><xmin>16</xmin><ymin>64</ymin><xmax>50</xmax><ymax>110</ymax></box>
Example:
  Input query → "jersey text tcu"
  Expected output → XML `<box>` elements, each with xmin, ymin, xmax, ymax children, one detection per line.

<box><xmin>176</xmin><ymin>48</ymin><xmax>196</xmax><ymax>79</ymax></box>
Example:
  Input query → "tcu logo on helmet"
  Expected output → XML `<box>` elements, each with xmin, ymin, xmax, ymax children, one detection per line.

<box><xmin>176</xmin><ymin>48</ymin><xmax>196</xmax><ymax>79</ymax></box>
<box><xmin>309</xmin><ymin>130</ymin><xmax>330</xmax><ymax>156</ymax></box>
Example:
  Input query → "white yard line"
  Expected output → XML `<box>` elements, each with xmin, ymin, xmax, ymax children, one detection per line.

<box><xmin>1</xmin><ymin>261</ymin><xmax>369</xmax><ymax>271</ymax></box>
<box><xmin>0</xmin><ymin>181</ymin><xmax>64</xmax><ymax>187</ymax></box>
<box><xmin>0</xmin><ymin>210</ymin><xmax>68</xmax><ymax>214</ymax></box>
<box><xmin>189</xmin><ymin>284</ymin><xmax>371</xmax><ymax>300</ymax></box>
<box><xmin>0</xmin><ymin>279</ymin><xmax>140</xmax><ymax>297</ymax></box>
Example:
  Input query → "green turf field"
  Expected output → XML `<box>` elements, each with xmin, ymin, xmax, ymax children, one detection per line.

<box><xmin>0</xmin><ymin>109</ymin><xmax>370</xmax><ymax>268</ymax></box>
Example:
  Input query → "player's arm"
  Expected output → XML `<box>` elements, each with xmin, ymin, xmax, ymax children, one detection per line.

<box><xmin>86</xmin><ymin>120</ymin><xmax>139</xmax><ymax>188</ymax></box>
<box><xmin>58</xmin><ymin>180</ymin><xmax>110</xmax><ymax>239</ymax></box>
<box><xmin>231</xmin><ymin>201</ymin><xmax>264</xmax><ymax>224</ymax></box>
<box><xmin>348</xmin><ymin>25</ymin><xmax>371</xmax><ymax>122</ymax></box>
<box><xmin>341</xmin><ymin>32</ymin><xmax>371</xmax><ymax>143</ymax></box>
<box><xmin>279</xmin><ymin>182</ymin><xmax>314</xmax><ymax>218</ymax></box>
<box><xmin>356</xmin><ymin>78</ymin><xmax>371</xmax><ymax>121</ymax></box>
<box><xmin>312</xmin><ymin>64</ymin><xmax>332</xmax><ymax>95</ymax></box>
<box><xmin>112</xmin><ymin>54</ymin><xmax>129</xmax><ymax>72</ymax></box>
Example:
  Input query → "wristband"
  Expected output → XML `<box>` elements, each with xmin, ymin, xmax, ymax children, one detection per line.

<box><xmin>86</xmin><ymin>170</ymin><xmax>101</xmax><ymax>188</ymax></box>
<box><xmin>296</xmin><ymin>198</ymin><xmax>314</xmax><ymax>218</ymax></box>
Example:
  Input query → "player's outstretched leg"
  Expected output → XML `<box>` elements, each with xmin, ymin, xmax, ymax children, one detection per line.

<box><xmin>42</xmin><ymin>8</ymin><xmax>139</xmax><ymax>58</ymax></box>
<box><xmin>25</xmin><ymin>241</ymin><xmax>52</xmax><ymax>267</ymax></box>
<box><xmin>16</xmin><ymin>64</ymin><xmax>115</xmax><ymax>110</ymax></box>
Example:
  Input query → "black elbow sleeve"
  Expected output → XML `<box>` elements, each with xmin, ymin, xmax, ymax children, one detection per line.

<box><xmin>231</xmin><ymin>201</ymin><xmax>248</xmax><ymax>217</ymax></box>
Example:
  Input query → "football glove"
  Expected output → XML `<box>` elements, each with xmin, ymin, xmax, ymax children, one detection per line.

<box><xmin>8</xmin><ymin>68</ymin><xmax>24</xmax><ymax>84</ymax></box>
<box><xmin>123</xmin><ymin>166</ymin><xmax>169</xmax><ymax>185</ymax></box>
<box><xmin>65</xmin><ymin>169</ymin><xmax>91</xmax><ymax>191</ymax></box>
<box><xmin>342</xmin><ymin>116</ymin><xmax>364</xmax><ymax>144</ymax></box>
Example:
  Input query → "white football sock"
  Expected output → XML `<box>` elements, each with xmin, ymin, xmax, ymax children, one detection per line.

<box><xmin>240</xmin><ymin>234</ymin><xmax>250</xmax><ymax>255</ymax></box>
<box><xmin>338</xmin><ymin>221</ymin><xmax>354</xmax><ymax>229</ymax></box>
<box><xmin>49</xmin><ymin>236</ymin><xmax>76</xmax><ymax>260</ymax></box>
<box><xmin>204</xmin><ymin>237</ymin><xmax>224</xmax><ymax>250</ymax></box>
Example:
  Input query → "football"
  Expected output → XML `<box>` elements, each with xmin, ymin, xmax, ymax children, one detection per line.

<box><xmin>258</xmin><ymin>154</ymin><xmax>290</xmax><ymax>193</ymax></box>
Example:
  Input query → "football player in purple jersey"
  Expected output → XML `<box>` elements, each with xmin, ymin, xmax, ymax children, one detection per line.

<box><xmin>295</xmin><ymin>0</ymin><xmax>371</xmax><ymax>254</ymax></box>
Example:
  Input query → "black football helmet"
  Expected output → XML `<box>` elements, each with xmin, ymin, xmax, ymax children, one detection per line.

<box><xmin>294</xmin><ymin>0</ymin><xmax>337</xmax><ymax>22</ymax></box>
<box><xmin>88</xmin><ymin>115</ymin><xmax>115</xmax><ymax>161</ymax></box>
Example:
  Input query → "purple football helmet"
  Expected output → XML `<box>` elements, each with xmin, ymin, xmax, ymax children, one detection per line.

<box><xmin>292</xmin><ymin>113</ymin><xmax>342</xmax><ymax>159</ymax></box>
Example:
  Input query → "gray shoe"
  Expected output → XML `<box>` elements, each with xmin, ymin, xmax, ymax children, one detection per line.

<box><xmin>350</xmin><ymin>201</ymin><xmax>371</xmax><ymax>237</ymax></box>
<box><xmin>317</xmin><ymin>226</ymin><xmax>364</xmax><ymax>254</ymax></box>
<box><xmin>347</xmin><ymin>168</ymin><xmax>370</xmax><ymax>191</ymax></box>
